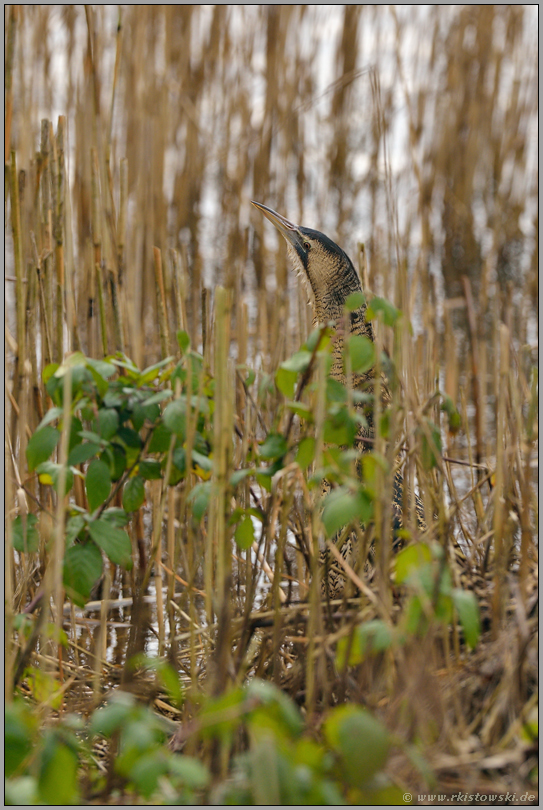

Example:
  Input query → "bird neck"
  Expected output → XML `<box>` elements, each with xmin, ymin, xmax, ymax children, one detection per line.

<box><xmin>312</xmin><ymin>279</ymin><xmax>364</xmax><ymax>325</ymax></box>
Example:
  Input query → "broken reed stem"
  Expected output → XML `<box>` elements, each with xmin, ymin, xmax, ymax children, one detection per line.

<box><xmin>95</xmin><ymin>262</ymin><xmax>109</xmax><ymax>357</ymax></box>
<box><xmin>108</xmin><ymin>268</ymin><xmax>124</xmax><ymax>355</ymax></box>
<box><xmin>4</xmin><ymin>398</ymin><xmax>16</xmax><ymax>702</ymax></box>
<box><xmin>305</xmin><ymin>351</ymin><xmax>328</xmax><ymax>715</ymax></box>
<box><xmin>9</xmin><ymin>150</ymin><xmax>28</xmax><ymax>469</ymax></box>
<box><xmin>208</xmin><ymin>287</ymin><xmax>233</xmax><ymax>691</ymax></box>
<box><xmin>49</xmin><ymin>367</ymin><xmax>73</xmax><ymax>671</ymax></box>
<box><xmin>4</xmin><ymin>6</ymin><xmax>17</xmax><ymax>165</ymax></box>
<box><xmin>39</xmin><ymin>120</ymin><xmax>54</xmax><ymax>366</ymax></box>
<box><xmin>519</xmin><ymin>368</ymin><xmax>537</xmax><ymax>601</ymax></box>
<box><xmin>491</xmin><ymin>324</ymin><xmax>509</xmax><ymax>635</ymax></box>
<box><xmin>462</xmin><ymin>276</ymin><xmax>484</xmax><ymax>475</ymax></box>
<box><xmin>166</xmin><ymin>486</ymin><xmax>177</xmax><ymax>657</ymax></box>
<box><xmin>114</xmin><ymin>156</ymin><xmax>128</xmax><ymax>354</ymax></box>
<box><xmin>153</xmin><ymin>247</ymin><xmax>170</xmax><ymax>359</ymax></box>
<box><xmin>91</xmin><ymin>147</ymin><xmax>102</xmax><ymax>358</ymax></box>
<box><xmin>153</xmin><ymin>482</ymin><xmax>165</xmax><ymax>656</ymax></box>
<box><xmin>51</xmin><ymin>120</ymin><xmax>66</xmax><ymax>362</ymax></box>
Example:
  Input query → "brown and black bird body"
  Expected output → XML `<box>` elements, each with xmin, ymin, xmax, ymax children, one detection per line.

<box><xmin>252</xmin><ymin>201</ymin><xmax>414</xmax><ymax>596</ymax></box>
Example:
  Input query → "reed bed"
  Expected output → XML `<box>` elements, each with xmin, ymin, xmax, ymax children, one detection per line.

<box><xmin>5</xmin><ymin>5</ymin><xmax>538</xmax><ymax>805</ymax></box>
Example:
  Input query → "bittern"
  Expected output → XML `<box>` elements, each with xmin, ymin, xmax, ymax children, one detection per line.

<box><xmin>252</xmin><ymin>200</ymin><xmax>419</xmax><ymax>597</ymax></box>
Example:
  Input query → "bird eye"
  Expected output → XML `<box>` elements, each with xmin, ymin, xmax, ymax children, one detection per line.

<box><xmin>303</xmin><ymin>240</ymin><xmax>311</xmax><ymax>251</ymax></box>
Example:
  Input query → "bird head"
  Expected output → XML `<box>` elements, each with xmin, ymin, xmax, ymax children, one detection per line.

<box><xmin>251</xmin><ymin>201</ymin><xmax>362</xmax><ymax>323</ymax></box>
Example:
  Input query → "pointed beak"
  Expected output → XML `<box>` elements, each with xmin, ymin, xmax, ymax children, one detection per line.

<box><xmin>251</xmin><ymin>200</ymin><xmax>307</xmax><ymax>255</ymax></box>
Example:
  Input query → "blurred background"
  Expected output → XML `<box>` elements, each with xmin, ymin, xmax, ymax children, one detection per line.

<box><xmin>6</xmin><ymin>5</ymin><xmax>538</xmax><ymax>370</ymax></box>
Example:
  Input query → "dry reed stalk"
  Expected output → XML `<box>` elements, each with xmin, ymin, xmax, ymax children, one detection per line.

<box><xmin>95</xmin><ymin>261</ymin><xmax>108</xmax><ymax>357</ymax></box>
<box><xmin>166</xmin><ymin>486</ymin><xmax>177</xmax><ymax>659</ymax></box>
<box><xmin>153</xmin><ymin>480</ymin><xmax>165</xmax><ymax>656</ymax></box>
<box><xmin>153</xmin><ymin>246</ymin><xmax>170</xmax><ymax>360</ymax></box>
<box><xmin>50</xmin><ymin>122</ymin><xmax>64</xmax><ymax>362</ymax></box>
<box><xmin>9</xmin><ymin>152</ymin><xmax>27</xmax><ymax>444</ymax></box>
<box><xmin>305</xmin><ymin>352</ymin><xmax>327</xmax><ymax>714</ymax></box>
<box><xmin>4</xmin><ymin>6</ymin><xmax>18</xmax><ymax>164</ymax></box>
<box><xmin>47</xmin><ymin>368</ymin><xmax>73</xmax><ymax>683</ymax></box>
<box><xmin>491</xmin><ymin>325</ymin><xmax>510</xmax><ymax>635</ymax></box>
<box><xmin>208</xmin><ymin>288</ymin><xmax>234</xmax><ymax>692</ymax></box>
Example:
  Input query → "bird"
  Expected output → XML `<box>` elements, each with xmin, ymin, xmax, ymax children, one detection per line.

<box><xmin>252</xmin><ymin>200</ymin><xmax>418</xmax><ymax>598</ymax></box>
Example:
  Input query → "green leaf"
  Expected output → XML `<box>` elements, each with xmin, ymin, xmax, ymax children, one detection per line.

<box><xmin>36</xmin><ymin>407</ymin><xmax>63</xmax><ymax>430</ymax></box>
<box><xmin>324</xmin><ymin>408</ymin><xmax>358</xmax><ymax>446</ymax></box>
<box><xmin>326</xmin><ymin>377</ymin><xmax>348</xmax><ymax>403</ymax></box>
<box><xmin>138</xmin><ymin>459</ymin><xmax>162</xmax><ymax>480</ymax></box>
<box><xmin>5</xmin><ymin>701</ymin><xmax>38</xmax><ymax>778</ymax></box>
<box><xmin>163</xmin><ymin>398</ymin><xmax>187</xmax><ymax>438</ymax></box>
<box><xmin>38</xmin><ymin>734</ymin><xmax>79</xmax><ymax>805</ymax></box>
<box><xmin>172</xmin><ymin>446</ymin><xmax>187</xmax><ymax>476</ymax></box>
<box><xmin>85</xmin><ymin>459</ymin><xmax>112</xmax><ymax>512</ymax></box>
<box><xmin>192</xmin><ymin>449</ymin><xmax>213</xmax><ymax>474</ymax></box>
<box><xmin>35</xmin><ymin>461</ymin><xmax>74</xmax><ymax>496</ymax></box>
<box><xmin>366</xmin><ymin>296</ymin><xmax>401</xmax><ymax>326</ymax></box>
<box><xmin>188</xmin><ymin>482</ymin><xmax>211</xmax><ymax>521</ymax></box>
<box><xmin>336</xmin><ymin>620</ymin><xmax>393</xmax><ymax>669</ymax></box>
<box><xmin>344</xmin><ymin>291</ymin><xmax>366</xmax><ymax>311</ymax></box>
<box><xmin>324</xmin><ymin>705</ymin><xmax>390</xmax><ymax>788</ymax></box>
<box><xmin>452</xmin><ymin>588</ymin><xmax>481</xmax><ymax>649</ymax></box>
<box><xmin>285</xmin><ymin>401</ymin><xmax>313</xmax><ymax>420</ymax></box>
<box><xmin>295</xmin><ymin>436</ymin><xmax>315</xmax><ymax>470</ymax></box>
<box><xmin>68</xmin><ymin>417</ymin><xmax>83</xmax><ymax>454</ymax></box>
<box><xmin>441</xmin><ymin>394</ymin><xmax>462</xmax><ymax>433</ymax></box>
<box><xmin>235</xmin><ymin>516</ymin><xmax>255</xmax><ymax>550</ymax></box>
<box><xmin>246</xmin><ymin>679</ymin><xmax>304</xmax><ymax>739</ymax></box>
<box><xmin>131</xmin><ymin>402</ymin><xmax>144</xmax><ymax>433</ymax></box>
<box><xmin>78</xmin><ymin>429</ymin><xmax>105</xmax><ymax>444</ymax></box>
<box><xmin>321</xmin><ymin>486</ymin><xmax>373</xmax><ymax>538</ymax></box>
<box><xmin>90</xmin><ymin>691</ymin><xmax>136</xmax><ymax>737</ymax></box>
<box><xmin>141</xmin><ymin>389</ymin><xmax>173</xmax><ymax>407</ymax></box>
<box><xmin>67</xmin><ymin>441</ymin><xmax>101</xmax><ymax>467</ymax></box>
<box><xmin>275</xmin><ymin>366</ymin><xmax>297</xmax><ymax>399</ymax></box>
<box><xmin>148</xmin><ymin>422</ymin><xmax>173</xmax><ymax>453</ymax></box>
<box><xmin>419</xmin><ymin>420</ymin><xmax>442</xmax><ymax>470</ymax></box>
<box><xmin>139</xmin><ymin>356</ymin><xmax>175</xmax><ymax>385</ymax></box>
<box><xmin>117</xmin><ymin>426</ymin><xmax>142</xmax><ymax>449</ymax></box>
<box><xmin>63</xmin><ymin>542</ymin><xmax>103</xmax><ymax>606</ymax></box>
<box><xmin>42</xmin><ymin>362</ymin><xmax>60</xmax><ymax>385</ymax></box>
<box><xmin>361</xmin><ymin>452</ymin><xmax>388</xmax><ymax>491</ymax></box>
<box><xmin>136</xmin><ymin>656</ymin><xmax>185</xmax><ymax>708</ymax></box>
<box><xmin>346</xmin><ymin>334</ymin><xmax>376</xmax><ymax>375</ymax></box>
<box><xmin>88</xmin><ymin>518</ymin><xmax>133</xmax><ymax>569</ymax></box>
<box><xmin>305</xmin><ymin>325</ymin><xmax>332</xmax><ymax>352</ymax></box>
<box><xmin>85</xmin><ymin>356</ymin><xmax>117</xmax><ymax>379</ymax></box>
<box><xmin>230</xmin><ymin>468</ymin><xmax>253</xmax><ymax>487</ymax></box>
<box><xmin>177</xmin><ymin>330</ymin><xmax>191</xmax><ymax>353</ymax></box>
<box><xmin>394</xmin><ymin>543</ymin><xmax>432</xmax><ymax>585</ymax></box>
<box><xmin>169</xmin><ymin>755</ymin><xmax>210</xmax><ymax>789</ymax></box>
<box><xmin>122</xmin><ymin>476</ymin><xmax>146</xmax><ymax>512</ymax></box>
<box><xmin>256</xmin><ymin>468</ymin><xmax>274</xmax><ymax>492</ymax></box>
<box><xmin>94</xmin><ymin>408</ymin><xmax>119</xmax><ymax>440</ymax></box>
<box><xmin>11</xmin><ymin>514</ymin><xmax>40</xmax><ymax>553</ymax></box>
<box><xmin>100</xmin><ymin>507</ymin><xmax>130</xmax><ymax>528</ymax></box>
<box><xmin>65</xmin><ymin>515</ymin><xmax>86</xmax><ymax>546</ymax></box>
<box><xmin>106</xmin><ymin>444</ymin><xmax>127</xmax><ymax>481</ymax></box>
<box><xmin>259</xmin><ymin>433</ymin><xmax>288</xmax><ymax>460</ymax></box>
<box><xmin>4</xmin><ymin>777</ymin><xmax>39</xmax><ymax>806</ymax></box>
<box><xmin>281</xmin><ymin>350</ymin><xmax>313</xmax><ymax>374</ymax></box>
<box><xmin>26</xmin><ymin>426</ymin><xmax>61</xmax><ymax>471</ymax></box>
<box><xmin>127</xmin><ymin>749</ymin><xmax>169</xmax><ymax>798</ymax></box>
